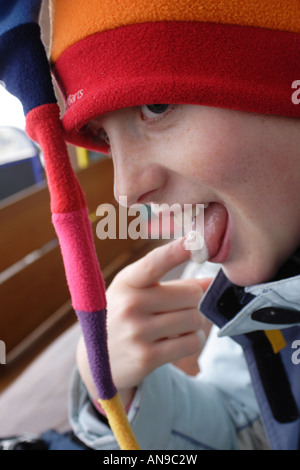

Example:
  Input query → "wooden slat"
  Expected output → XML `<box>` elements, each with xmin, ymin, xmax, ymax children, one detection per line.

<box><xmin>0</xmin><ymin>247</ymin><xmax>69</xmax><ymax>353</ymax></box>
<box><xmin>0</xmin><ymin>158</ymin><xmax>114</xmax><ymax>273</ymax></box>
<box><xmin>77</xmin><ymin>157</ymin><xmax>115</xmax><ymax>211</ymax></box>
<box><xmin>0</xmin><ymin>184</ymin><xmax>54</xmax><ymax>272</ymax></box>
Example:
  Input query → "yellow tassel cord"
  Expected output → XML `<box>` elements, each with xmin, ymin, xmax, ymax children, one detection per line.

<box><xmin>98</xmin><ymin>394</ymin><xmax>141</xmax><ymax>450</ymax></box>
<box><xmin>76</xmin><ymin>146</ymin><xmax>89</xmax><ymax>169</ymax></box>
<box><xmin>264</xmin><ymin>330</ymin><xmax>287</xmax><ymax>354</ymax></box>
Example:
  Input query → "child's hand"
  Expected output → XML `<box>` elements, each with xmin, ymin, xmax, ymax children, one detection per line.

<box><xmin>77</xmin><ymin>238</ymin><xmax>212</xmax><ymax>408</ymax></box>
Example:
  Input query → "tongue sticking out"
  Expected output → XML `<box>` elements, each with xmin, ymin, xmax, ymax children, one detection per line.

<box><xmin>184</xmin><ymin>203</ymin><xmax>228</xmax><ymax>263</ymax></box>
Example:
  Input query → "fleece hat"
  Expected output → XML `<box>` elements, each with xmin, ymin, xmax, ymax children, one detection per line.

<box><xmin>0</xmin><ymin>0</ymin><xmax>299</xmax><ymax>451</ymax></box>
<box><xmin>50</xmin><ymin>0</ymin><xmax>300</xmax><ymax>152</ymax></box>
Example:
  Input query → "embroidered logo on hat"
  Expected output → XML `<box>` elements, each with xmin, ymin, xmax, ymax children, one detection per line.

<box><xmin>67</xmin><ymin>89</ymin><xmax>84</xmax><ymax>108</ymax></box>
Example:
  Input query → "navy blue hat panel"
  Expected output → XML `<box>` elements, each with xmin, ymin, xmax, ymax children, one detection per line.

<box><xmin>0</xmin><ymin>23</ymin><xmax>56</xmax><ymax>115</ymax></box>
<box><xmin>0</xmin><ymin>0</ymin><xmax>42</xmax><ymax>35</ymax></box>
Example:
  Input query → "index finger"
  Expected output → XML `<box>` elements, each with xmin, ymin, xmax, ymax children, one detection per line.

<box><xmin>125</xmin><ymin>238</ymin><xmax>191</xmax><ymax>289</ymax></box>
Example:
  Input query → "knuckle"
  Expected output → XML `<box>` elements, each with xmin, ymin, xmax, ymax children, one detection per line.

<box><xmin>109</xmin><ymin>290</ymin><xmax>144</xmax><ymax>320</ymax></box>
<box><xmin>184</xmin><ymin>281</ymin><xmax>203</xmax><ymax>302</ymax></box>
<box><xmin>140</xmin><ymin>258</ymin><xmax>157</xmax><ymax>280</ymax></box>
<box><xmin>185</xmin><ymin>333</ymin><xmax>204</xmax><ymax>355</ymax></box>
<box><xmin>133</xmin><ymin>343</ymin><xmax>153</xmax><ymax>372</ymax></box>
<box><xmin>110</xmin><ymin>267</ymin><xmax>128</xmax><ymax>284</ymax></box>
<box><xmin>144</xmin><ymin>345</ymin><xmax>161</xmax><ymax>371</ymax></box>
<box><xmin>190</xmin><ymin>309</ymin><xmax>204</xmax><ymax>330</ymax></box>
<box><xmin>123</xmin><ymin>315</ymin><xmax>143</xmax><ymax>341</ymax></box>
<box><xmin>123</xmin><ymin>292</ymin><xmax>147</xmax><ymax>318</ymax></box>
<box><xmin>124</xmin><ymin>314</ymin><xmax>150</xmax><ymax>345</ymax></box>
<box><xmin>134</xmin><ymin>318</ymin><xmax>151</xmax><ymax>340</ymax></box>
<box><xmin>121</xmin><ymin>299</ymin><xmax>138</xmax><ymax>319</ymax></box>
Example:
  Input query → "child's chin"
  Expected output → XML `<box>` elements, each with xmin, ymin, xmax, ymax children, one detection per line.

<box><xmin>222</xmin><ymin>262</ymin><xmax>278</xmax><ymax>287</ymax></box>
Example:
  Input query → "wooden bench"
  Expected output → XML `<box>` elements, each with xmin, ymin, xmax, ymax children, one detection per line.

<box><xmin>0</xmin><ymin>157</ymin><xmax>160</xmax><ymax>390</ymax></box>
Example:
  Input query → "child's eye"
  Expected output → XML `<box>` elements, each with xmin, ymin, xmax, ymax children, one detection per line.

<box><xmin>102</xmin><ymin>130</ymin><xmax>110</xmax><ymax>145</ymax></box>
<box><xmin>93</xmin><ymin>128</ymin><xmax>110</xmax><ymax>146</ymax></box>
<box><xmin>141</xmin><ymin>104</ymin><xmax>171</xmax><ymax>121</ymax></box>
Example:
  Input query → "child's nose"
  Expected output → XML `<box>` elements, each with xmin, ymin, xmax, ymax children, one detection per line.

<box><xmin>113</xmin><ymin>159</ymin><xmax>167</xmax><ymax>207</ymax></box>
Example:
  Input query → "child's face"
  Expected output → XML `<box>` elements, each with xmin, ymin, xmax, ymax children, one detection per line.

<box><xmin>89</xmin><ymin>105</ymin><xmax>300</xmax><ymax>286</ymax></box>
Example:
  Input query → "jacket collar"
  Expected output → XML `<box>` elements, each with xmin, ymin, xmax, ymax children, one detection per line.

<box><xmin>200</xmin><ymin>248</ymin><xmax>300</xmax><ymax>338</ymax></box>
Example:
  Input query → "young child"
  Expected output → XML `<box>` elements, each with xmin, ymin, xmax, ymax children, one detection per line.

<box><xmin>53</xmin><ymin>0</ymin><xmax>299</xmax><ymax>450</ymax></box>
<box><xmin>73</xmin><ymin>110</ymin><xmax>300</xmax><ymax>449</ymax></box>
<box><xmin>1</xmin><ymin>0</ymin><xmax>300</xmax><ymax>451</ymax></box>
